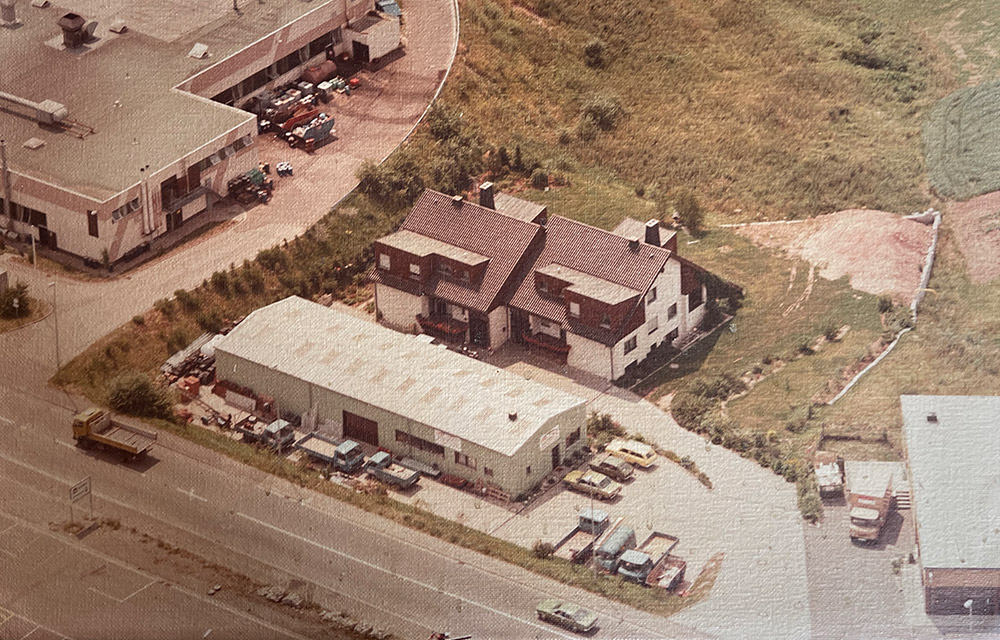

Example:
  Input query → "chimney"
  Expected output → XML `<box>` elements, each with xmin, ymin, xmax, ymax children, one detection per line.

<box><xmin>644</xmin><ymin>219</ymin><xmax>661</xmax><ymax>247</ymax></box>
<box><xmin>628</xmin><ymin>238</ymin><xmax>640</xmax><ymax>252</ymax></box>
<box><xmin>0</xmin><ymin>0</ymin><xmax>19</xmax><ymax>27</ymax></box>
<box><xmin>451</xmin><ymin>194</ymin><xmax>463</xmax><ymax>206</ymax></box>
<box><xmin>508</xmin><ymin>411</ymin><xmax>517</xmax><ymax>422</ymax></box>
<box><xmin>479</xmin><ymin>181</ymin><xmax>495</xmax><ymax>209</ymax></box>
<box><xmin>58</xmin><ymin>12</ymin><xmax>87</xmax><ymax>48</ymax></box>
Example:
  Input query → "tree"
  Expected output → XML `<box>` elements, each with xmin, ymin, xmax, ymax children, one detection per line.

<box><xmin>0</xmin><ymin>281</ymin><xmax>30</xmax><ymax>319</ymax></box>
<box><xmin>673</xmin><ymin>188</ymin><xmax>705</xmax><ymax>235</ymax></box>
<box><xmin>583</xmin><ymin>39</ymin><xmax>605</xmax><ymax>68</ymax></box>
<box><xmin>107</xmin><ymin>373</ymin><xmax>173</xmax><ymax>419</ymax></box>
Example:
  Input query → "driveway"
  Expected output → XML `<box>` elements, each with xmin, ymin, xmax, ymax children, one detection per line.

<box><xmin>0</xmin><ymin>0</ymin><xmax>458</xmax><ymax>387</ymax></box>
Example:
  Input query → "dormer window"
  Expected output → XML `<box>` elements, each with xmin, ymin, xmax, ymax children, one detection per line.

<box><xmin>379</xmin><ymin>253</ymin><xmax>391</xmax><ymax>270</ymax></box>
<box><xmin>600</xmin><ymin>313</ymin><xmax>611</xmax><ymax>329</ymax></box>
<box><xmin>569</xmin><ymin>301</ymin><xmax>580</xmax><ymax>318</ymax></box>
<box><xmin>538</xmin><ymin>278</ymin><xmax>548</xmax><ymax>293</ymax></box>
<box><xmin>409</xmin><ymin>263</ymin><xmax>421</xmax><ymax>279</ymax></box>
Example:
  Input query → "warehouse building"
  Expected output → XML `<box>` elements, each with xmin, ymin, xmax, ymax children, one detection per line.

<box><xmin>0</xmin><ymin>0</ymin><xmax>395</xmax><ymax>265</ymax></box>
<box><xmin>900</xmin><ymin>395</ymin><xmax>1000</xmax><ymax>615</ymax></box>
<box><xmin>214</xmin><ymin>296</ymin><xmax>588</xmax><ymax>498</ymax></box>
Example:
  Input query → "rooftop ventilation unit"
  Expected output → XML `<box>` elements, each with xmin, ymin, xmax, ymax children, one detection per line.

<box><xmin>0</xmin><ymin>91</ymin><xmax>68</xmax><ymax>124</ymax></box>
<box><xmin>188</xmin><ymin>43</ymin><xmax>209</xmax><ymax>59</ymax></box>
<box><xmin>58</xmin><ymin>12</ymin><xmax>86</xmax><ymax>48</ymax></box>
<box><xmin>927</xmin><ymin>412</ymin><xmax>938</xmax><ymax>424</ymax></box>
<box><xmin>1</xmin><ymin>0</ymin><xmax>20</xmax><ymax>27</ymax></box>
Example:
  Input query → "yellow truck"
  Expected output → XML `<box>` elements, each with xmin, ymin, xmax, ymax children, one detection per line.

<box><xmin>72</xmin><ymin>408</ymin><xmax>157</xmax><ymax>461</ymax></box>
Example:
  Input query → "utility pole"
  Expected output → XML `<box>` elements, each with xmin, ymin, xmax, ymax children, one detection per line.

<box><xmin>1</xmin><ymin>139</ymin><xmax>11</xmax><ymax>224</ymax></box>
<box><xmin>49</xmin><ymin>281</ymin><xmax>60</xmax><ymax>370</ymax></box>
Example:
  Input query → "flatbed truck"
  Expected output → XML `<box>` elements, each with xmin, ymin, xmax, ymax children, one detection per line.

<box><xmin>295</xmin><ymin>434</ymin><xmax>365</xmax><ymax>474</ymax></box>
<box><xmin>365</xmin><ymin>451</ymin><xmax>419</xmax><ymax>489</ymax></box>
<box><xmin>72</xmin><ymin>407</ymin><xmax>157</xmax><ymax>461</ymax></box>
<box><xmin>617</xmin><ymin>532</ymin><xmax>679</xmax><ymax>584</ymax></box>
<box><xmin>552</xmin><ymin>508</ymin><xmax>610</xmax><ymax>563</ymax></box>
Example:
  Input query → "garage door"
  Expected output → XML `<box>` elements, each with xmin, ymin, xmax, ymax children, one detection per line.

<box><xmin>343</xmin><ymin>411</ymin><xmax>379</xmax><ymax>447</ymax></box>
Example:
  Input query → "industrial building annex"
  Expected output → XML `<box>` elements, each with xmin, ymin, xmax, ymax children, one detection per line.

<box><xmin>213</xmin><ymin>296</ymin><xmax>588</xmax><ymax>498</ymax></box>
<box><xmin>900</xmin><ymin>395</ymin><xmax>1000</xmax><ymax>615</ymax></box>
<box><xmin>0</xmin><ymin>0</ymin><xmax>397</xmax><ymax>265</ymax></box>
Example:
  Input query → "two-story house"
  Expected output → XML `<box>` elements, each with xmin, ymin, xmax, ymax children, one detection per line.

<box><xmin>370</xmin><ymin>184</ymin><xmax>714</xmax><ymax>380</ymax></box>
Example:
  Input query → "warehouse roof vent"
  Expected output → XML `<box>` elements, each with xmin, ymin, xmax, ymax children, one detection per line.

<box><xmin>927</xmin><ymin>412</ymin><xmax>938</xmax><ymax>424</ymax></box>
<box><xmin>23</xmin><ymin>138</ymin><xmax>45</xmax><ymax>150</ymax></box>
<box><xmin>508</xmin><ymin>411</ymin><xmax>517</xmax><ymax>422</ymax></box>
<box><xmin>188</xmin><ymin>43</ymin><xmax>209</xmax><ymax>59</ymax></box>
<box><xmin>1</xmin><ymin>0</ymin><xmax>21</xmax><ymax>27</ymax></box>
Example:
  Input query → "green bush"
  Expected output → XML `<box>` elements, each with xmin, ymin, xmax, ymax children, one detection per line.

<box><xmin>797</xmin><ymin>476</ymin><xmax>823</xmax><ymax>523</ymax></box>
<box><xmin>576</xmin><ymin>117</ymin><xmax>598</xmax><ymax>142</ymax></box>
<box><xmin>0</xmin><ymin>281</ymin><xmax>30</xmax><ymax>319</ymax></box>
<box><xmin>531</xmin><ymin>168</ymin><xmax>549</xmax><ymax>189</ymax></box>
<box><xmin>166</xmin><ymin>327</ymin><xmax>190</xmax><ymax>355</ymax></box>
<box><xmin>210</xmin><ymin>271</ymin><xmax>231</xmax><ymax>296</ymax></box>
<box><xmin>671</xmin><ymin>391</ymin><xmax>715</xmax><ymax>432</ymax></box>
<box><xmin>196</xmin><ymin>309</ymin><xmax>223</xmax><ymax>334</ymax></box>
<box><xmin>131</xmin><ymin>315</ymin><xmax>145</xmax><ymax>326</ymax></box>
<box><xmin>673</xmin><ymin>188</ymin><xmax>705</xmax><ymax>235</ymax></box>
<box><xmin>581</xmin><ymin>95</ymin><xmax>624</xmax><ymax>130</ymax></box>
<box><xmin>583</xmin><ymin>39</ymin><xmax>605</xmax><ymax>68</ymax></box>
<box><xmin>107</xmin><ymin>373</ymin><xmax>173</xmax><ymax>418</ymax></box>
<box><xmin>174</xmin><ymin>289</ymin><xmax>200</xmax><ymax>312</ymax></box>
<box><xmin>532</xmin><ymin>540</ymin><xmax>555</xmax><ymax>559</ymax></box>
<box><xmin>877</xmin><ymin>295</ymin><xmax>893</xmax><ymax>313</ymax></box>
<box><xmin>823</xmin><ymin>323</ymin><xmax>839</xmax><ymax>341</ymax></box>
<box><xmin>153</xmin><ymin>298</ymin><xmax>175</xmax><ymax>319</ymax></box>
<box><xmin>426</xmin><ymin>103</ymin><xmax>464</xmax><ymax>141</ymax></box>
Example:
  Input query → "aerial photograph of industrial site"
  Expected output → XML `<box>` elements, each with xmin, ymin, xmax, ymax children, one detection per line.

<box><xmin>1</xmin><ymin>0</ymin><xmax>998</xmax><ymax>637</ymax></box>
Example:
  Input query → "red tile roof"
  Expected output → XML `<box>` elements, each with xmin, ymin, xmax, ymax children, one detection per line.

<box><xmin>372</xmin><ymin>190</ymin><xmax>543</xmax><ymax>313</ymax></box>
<box><xmin>509</xmin><ymin>217</ymin><xmax>672</xmax><ymax>344</ymax></box>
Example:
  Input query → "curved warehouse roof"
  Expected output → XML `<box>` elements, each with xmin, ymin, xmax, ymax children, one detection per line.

<box><xmin>214</xmin><ymin>297</ymin><xmax>585</xmax><ymax>456</ymax></box>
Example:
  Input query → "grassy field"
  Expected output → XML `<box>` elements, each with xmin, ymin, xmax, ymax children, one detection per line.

<box><xmin>446</xmin><ymin>0</ymin><xmax>946</xmax><ymax>221</ymax></box>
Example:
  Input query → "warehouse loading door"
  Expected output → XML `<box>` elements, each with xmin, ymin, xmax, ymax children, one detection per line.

<box><xmin>343</xmin><ymin>411</ymin><xmax>378</xmax><ymax>446</ymax></box>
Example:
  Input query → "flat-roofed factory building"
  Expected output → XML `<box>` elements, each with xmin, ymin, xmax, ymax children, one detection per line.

<box><xmin>900</xmin><ymin>395</ymin><xmax>1000</xmax><ymax>615</ymax></box>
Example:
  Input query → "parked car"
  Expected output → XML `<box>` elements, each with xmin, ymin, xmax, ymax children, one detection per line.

<box><xmin>605</xmin><ymin>438</ymin><xmax>658</xmax><ymax>468</ymax></box>
<box><xmin>535</xmin><ymin>599</ymin><xmax>598</xmax><ymax>634</ymax></box>
<box><xmin>563</xmin><ymin>470</ymin><xmax>621</xmax><ymax>500</ymax></box>
<box><xmin>589</xmin><ymin>453</ymin><xmax>634</xmax><ymax>482</ymax></box>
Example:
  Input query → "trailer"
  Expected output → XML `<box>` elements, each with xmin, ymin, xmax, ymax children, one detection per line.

<box><xmin>72</xmin><ymin>407</ymin><xmax>157</xmax><ymax>461</ymax></box>
<box><xmin>814</xmin><ymin>451</ymin><xmax>845</xmax><ymax>498</ymax></box>
<box><xmin>617</xmin><ymin>532</ymin><xmax>679</xmax><ymax>584</ymax></box>
<box><xmin>234</xmin><ymin>416</ymin><xmax>295</xmax><ymax>452</ymax></box>
<box><xmin>552</xmin><ymin>508</ymin><xmax>610</xmax><ymax>563</ymax></box>
<box><xmin>645</xmin><ymin>555</ymin><xmax>687</xmax><ymax>591</ymax></box>
<box><xmin>295</xmin><ymin>434</ymin><xmax>365</xmax><ymax>474</ymax></box>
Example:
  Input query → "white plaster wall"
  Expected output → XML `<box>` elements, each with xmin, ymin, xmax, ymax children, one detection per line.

<box><xmin>376</xmin><ymin>283</ymin><xmax>423</xmax><ymax>332</ymax></box>
<box><xmin>529</xmin><ymin>314</ymin><xmax>561</xmax><ymax>339</ymax></box>
<box><xmin>566</xmin><ymin>333</ymin><xmax>612</xmax><ymax>379</ymax></box>
<box><xmin>488</xmin><ymin>306</ymin><xmax>508</xmax><ymax>349</ymax></box>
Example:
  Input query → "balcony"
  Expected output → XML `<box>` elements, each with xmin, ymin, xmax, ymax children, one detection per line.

<box><xmin>416</xmin><ymin>314</ymin><xmax>467</xmax><ymax>342</ymax></box>
<box><xmin>522</xmin><ymin>331</ymin><xmax>571</xmax><ymax>355</ymax></box>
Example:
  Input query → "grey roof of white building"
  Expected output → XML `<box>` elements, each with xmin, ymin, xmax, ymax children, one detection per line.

<box><xmin>215</xmin><ymin>296</ymin><xmax>584</xmax><ymax>456</ymax></box>
<box><xmin>900</xmin><ymin>395</ymin><xmax>1000</xmax><ymax>570</ymax></box>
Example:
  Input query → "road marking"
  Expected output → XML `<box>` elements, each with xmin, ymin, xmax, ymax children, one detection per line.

<box><xmin>0</xmin><ymin>415</ymin><xmax>14</xmax><ymax>426</ymax></box>
<box><xmin>236</xmin><ymin>512</ymin><xmax>576</xmax><ymax>639</ymax></box>
<box><xmin>0</xmin><ymin>605</ymin><xmax>12</xmax><ymax>623</ymax></box>
<box><xmin>203</xmin><ymin>630</ymin><xmax>212</xmax><ymax>638</ymax></box>
<box><xmin>176</xmin><ymin>487</ymin><xmax>209</xmax><ymax>503</ymax></box>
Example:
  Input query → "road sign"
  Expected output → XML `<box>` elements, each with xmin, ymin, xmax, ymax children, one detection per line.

<box><xmin>69</xmin><ymin>476</ymin><xmax>91</xmax><ymax>503</ymax></box>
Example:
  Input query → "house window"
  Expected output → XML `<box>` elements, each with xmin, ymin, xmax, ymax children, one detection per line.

<box><xmin>409</xmin><ymin>263</ymin><xmax>421</xmax><ymax>279</ymax></box>
<box><xmin>668</xmin><ymin>303</ymin><xmax>677</xmax><ymax>320</ymax></box>
<box><xmin>538</xmin><ymin>278</ymin><xmax>548</xmax><ymax>293</ymax></box>
<box><xmin>395</xmin><ymin>430</ymin><xmax>444</xmax><ymax>456</ymax></box>
<box><xmin>647</xmin><ymin>287</ymin><xmax>657</xmax><ymax>304</ymax></box>
<box><xmin>539</xmin><ymin>319</ymin><xmax>552</xmax><ymax>330</ymax></box>
<box><xmin>111</xmin><ymin>198</ymin><xmax>141</xmax><ymax>222</ymax></box>
<box><xmin>379</xmin><ymin>253</ymin><xmax>391</xmax><ymax>270</ymax></box>
<box><xmin>87</xmin><ymin>210</ymin><xmax>99</xmax><ymax>238</ymax></box>
<box><xmin>460</xmin><ymin>270</ymin><xmax>470</xmax><ymax>282</ymax></box>
<box><xmin>437</xmin><ymin>262</ymin><xmax>452</xmax><ymax>277</ymax></box>
<box><xmin>484</xmin><ymin>467</ymin><xmax>494</xmax><ymax>477</ymax></box>
<box><xmin>624</xmin><ymin>336</ymin><xmax>637</xmax><ymax>354</ymax></box>
<box><xmin>600</xmin><ymin>313</ymin><xmax>611</xmax><ymax>329</ymax></box>
<box><xmin>648</xmin><ymin>315</ymin><xmax>659</xmax><ymax>334</ymax></box>
<box><xmin>569</xmin><ymin>301</ymin><xmax>580</xmax><ymax>317</ymax></box>
<box><xmin>455</xmin><ymin>451</ymin><xmax>476</xmax><ymax>469</ymax></box>
<box><xmin>566</xmin><ymin>428</ymin><xmax>581</xmax><ymax>447</ymax></box>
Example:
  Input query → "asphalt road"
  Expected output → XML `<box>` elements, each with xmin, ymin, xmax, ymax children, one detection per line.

<box><xmin>0</xmin><ymin>382</ymin><xmax>710</xmax><ymax>640</ymax></box>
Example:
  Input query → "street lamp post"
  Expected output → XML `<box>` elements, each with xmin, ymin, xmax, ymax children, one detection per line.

<box><xmin>48</xmin><ymin>281</ymin><xmax>60</xmax><ymax>370</ymax></box>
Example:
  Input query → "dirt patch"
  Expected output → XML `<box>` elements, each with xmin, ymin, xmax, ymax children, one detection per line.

<box><xmin>944</xmin><ymin>191</ymin><xmax>1000</xmax><ymax>282</ymax></box>
<box><xmin>735</xmin><ymin>210</ymin><xmax>933</xmax><ymax>303</ymax></box>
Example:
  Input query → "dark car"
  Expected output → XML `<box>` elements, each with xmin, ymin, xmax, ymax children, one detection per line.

<box><xmin>536</xmin><ymin>598</ymin><xmax>599</xmax><ymax>633</ymax></box>
<box><xmin>589</xmin><ymin>453</ymin><xmax>635</xmax><ymax>482</ymax></box>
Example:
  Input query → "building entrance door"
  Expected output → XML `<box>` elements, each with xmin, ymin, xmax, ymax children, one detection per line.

<box><xmin>551</xmin><ymin>444</ymin><xmax>560</xmax><ymax>470</ymax></box>
<box><xmin>343</xmin><ymin>411</ymin><xmax>379</xmax><ymax>446</ymax></box>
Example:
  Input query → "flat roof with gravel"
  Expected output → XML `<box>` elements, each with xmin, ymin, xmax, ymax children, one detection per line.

<box><xmin>900</xmin><ymin>395</ymin><xmax>1000</xmax><ymax>570</ymax></box>
<box><xmin>215</xmin><ymin>296</ymin><xmax>584</xmax><ymax>456</ymax></box>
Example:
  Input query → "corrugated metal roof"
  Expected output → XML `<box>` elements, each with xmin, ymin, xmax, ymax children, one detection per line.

<box><xmin>215</xmin><ymin>297</ymin><xmax>583</xmax><ymax>456</ymax></box>
<box><xmin>900</xmin><ymin>395</ymin><xmax>1000</xmax><ymax>570</ymax></box>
